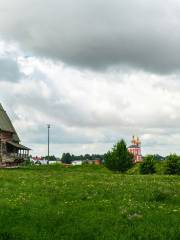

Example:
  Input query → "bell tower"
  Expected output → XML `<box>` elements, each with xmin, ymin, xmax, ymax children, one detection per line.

<box><xmin>128</xmin><ymin>136</ymin><xmax>142</xmax><ymax>163</ymax></box>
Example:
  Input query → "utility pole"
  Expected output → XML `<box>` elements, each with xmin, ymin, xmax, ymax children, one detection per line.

<box><xmin>47</xmin><ymin>124</ymin><xmax>50</xmax><ymax>161</ymax></box>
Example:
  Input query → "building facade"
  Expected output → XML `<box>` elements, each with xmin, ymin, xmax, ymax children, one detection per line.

<box><xmin>0</xmin><ymin>104</ymin><xmax>30</xmax><ymax>166</ymax></box>
<box><xmin>128</xmin><ymin>136</ymin><xmax>143</xmax><ymax>163</ymax></box>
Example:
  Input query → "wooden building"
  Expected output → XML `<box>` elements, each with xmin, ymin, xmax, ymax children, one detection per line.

<box><xmin>0</xmin><ymin>104</ymin><xmax>30</xmax><ymax>166</ymax></box>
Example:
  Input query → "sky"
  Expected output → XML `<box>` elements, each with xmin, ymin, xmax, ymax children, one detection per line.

<box><xmin>0</xmin><ymin>0</ymin><xmax>180</xmax><ymax>156</ymax></box>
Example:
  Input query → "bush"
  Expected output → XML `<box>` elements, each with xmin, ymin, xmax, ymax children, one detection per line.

<box><xmin>20</xmin><ymin>157</ymin><xmax>32</xmax><ymax>166</ymax></box>
<box><xmin>61</xmin><ymin>153</ymin><xmax>72</xmax><ymax>164</ymax></box>
<box><xmin>140</xmin><ymin>155</ymin><xmax>156</xmax><ymax>174</ymax></box>
<box><xmin>150</xmin><ymin>190</ymin><xmax>170</xmax><ymax>202</ymax></box>
<box><xmin>164</xmin><ymin>154</ymin><xmax>180</xmax><ymax>175</ymax></box>
<box><xmin>104</xmin><ymin>139</ymin><xmax>134</xmax><ymax>172</ymax></box>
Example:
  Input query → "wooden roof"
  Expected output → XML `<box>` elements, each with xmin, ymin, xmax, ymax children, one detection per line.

<box><xmin>0</xmin><ymin>104</ymin><xmax>20</xmax><ymax>142</ymax></box>
<box><xmin>7</xmin><ymin>141</ymin><xmax>31</xmax><ymax>150</ymax></box>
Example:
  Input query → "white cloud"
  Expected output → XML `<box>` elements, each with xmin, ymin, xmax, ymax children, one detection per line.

<box><xmin>1</xmin><ymin>41</ymin><xmax>180</xmax><ymax>156</ymax></box>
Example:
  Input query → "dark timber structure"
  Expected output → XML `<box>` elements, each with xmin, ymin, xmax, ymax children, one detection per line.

<box><xmin>0</xmin><ymin>104</ymin><xmax>30</xmax><ymax>166</ymax></box>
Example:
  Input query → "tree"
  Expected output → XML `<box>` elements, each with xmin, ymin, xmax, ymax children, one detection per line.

<box><xmin>164</xmin><ymin>154</ymin><xmax>180</xmax><ymax>175</ymax></box>
<box><xmin>140</xmin><ymin>155</ymin><xmax>156</xmax><ymax>174</ymax></box>
<box><xmin>44</xmin><ymin>155</ymin><xmax>56</xmax><ymax>161</ymax></box>
<box><xmin>61</xmin><ymin>153</ymin><xmax>72</xmax><ymax>164</ymax></box>
<box><xmin>104</xmin><ymin>139</ymin><xmax>134</xmax><ymax>172</ymax></box>
<box><xmin>152</xmin><ymin>154</ymin><xmax>165</xmax><ymax>161</ymax></box>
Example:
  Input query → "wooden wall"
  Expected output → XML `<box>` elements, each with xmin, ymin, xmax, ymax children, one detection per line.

<box><xmin>0</xmin><ymin>131</ymin><xmax>13</xmax><ymax>141</ymax></box>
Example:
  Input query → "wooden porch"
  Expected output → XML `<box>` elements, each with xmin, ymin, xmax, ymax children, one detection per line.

<box><xmin>0</xmin><ymin>140</ymin><xmax>30</xmax><ymax>166</ymax></box>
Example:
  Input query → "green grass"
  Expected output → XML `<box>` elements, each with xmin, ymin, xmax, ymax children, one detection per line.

<box><xmin>0</xmin><ymin>165</ymin><xmax>179</xmax><ymax>240</ymax></box>
<box><xmin>127</xmin><ymin>161</ymin><xmax>168</xmax><ymax>175</ymax></box>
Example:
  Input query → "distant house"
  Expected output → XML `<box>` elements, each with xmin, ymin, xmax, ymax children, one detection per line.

<box><xmin>0</xmin><ymin>104</ymin><xmax>30</xmax><ymax>166</ymax></box>
<box><xmin>93</xmin><ymin>159</ymin><xmax>101</xmax><ymax>165</ymax></box>
<box><xmin>31</xmin><ymin>157</ymin><xmax>48</xmax><ymax>165</ymax></box>
<box><xmin>31</xmin><ymin>156</ymin><xmax>61</xmax><ymax>165</ymax></box>
<box><xmin>72</xmin><ymin>160</ymin><xmax>83</xmax><ymax>166</ymax></box>
<box><xmin>128</xmin><ymin>136</ymin><xmax>143</xmax><ymax>163</ymax></box>
<box><xmin>87</xmin><ymin>159</ymin><xmax>101</xmax><ymax>165</ymax></box>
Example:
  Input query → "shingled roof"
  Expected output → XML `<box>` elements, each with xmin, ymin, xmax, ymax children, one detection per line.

<box><xmin>0</xmin><ymin>104</ymin><xmax>20</xmax><ymax>142</ymax></box>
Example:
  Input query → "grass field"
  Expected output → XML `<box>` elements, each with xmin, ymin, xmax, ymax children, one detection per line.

<box><xmin>0</xmin><ymin>165</ymin><xmax>179</xmax><ymax>240</ymax></box>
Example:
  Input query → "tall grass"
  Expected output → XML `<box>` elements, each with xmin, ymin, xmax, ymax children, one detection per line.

<box><xmin>0</xmin><ymin>165</ymin><xmax>179</xmax><ymax>240</ymax></box>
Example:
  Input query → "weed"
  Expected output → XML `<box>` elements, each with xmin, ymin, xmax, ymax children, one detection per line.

<box><xmin>0</xmin><ymin>165</ymin><xmax>179</xmax><ymax>240</ymax></box>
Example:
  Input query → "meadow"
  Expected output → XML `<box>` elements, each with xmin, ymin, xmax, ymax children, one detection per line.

<box><xmin>0</xmin><ymin>165</ymin><xmax>179</xmax><ymax>240</ymax></box>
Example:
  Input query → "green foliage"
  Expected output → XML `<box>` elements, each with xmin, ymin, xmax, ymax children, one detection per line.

<box><xmin>0</xmin><ymin>165</ymin><xmax>179</xmax><ymax>240</ymax></box>
<box><xmin>127</xmin><ymin>161</ymin><xmax>167</xmax><ymax>175</ymax></box>
<box><xmin>44</xmin><ymin>155</ymin><xmax>57</xmax><ymax>160</ymax></box>
<box><xmin>150</xmin><ymin>190</ymin><xmax>171</xmax><ymax>202</ymax></box>
<box><xmin>153</xmin><ymin>154</ymin><xmax>165</xmax><ymax>161</ymax></box>
<box><xmin>140</xmin><ymin>155</ymin><xmax>156</xmax><ymax>174</ymax></box>
<box><xmin>62</xmin><ymin>153</ymin><xmax>105</xmax><ymax>161</ymax></box>
<box><xmin>20</xmin><ymin>157</ymin><xmax>32</xmax><ymax>166</ymax></box>
<box><xmin>105</xmin><ymin>139</ymin><xmax>134</xmax><ymax>172</ymax></box>
<box><xmin>60</xmin><ymin>153</ymin><xmax>105</xmax><ymax>164</ymax></box>
<box><xmin>164</xmin><ymin>154</ymin><xmax>180</xmax><ymax>175</ymax></box>
<box><xmin>61</xmin><ymin>152</ymin><xmax>72</xmax><ymax>164</ymax></box>
<box><xmin>127</xmin><ymin>163</ymin><xmax>141</xmax><ymax>174</ymax></box>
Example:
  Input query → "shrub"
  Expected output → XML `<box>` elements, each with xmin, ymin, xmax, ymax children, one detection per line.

<box><xmin>61</xmin><ymin>153</ymin><xmax>72</xmax><ymax>164</ymax></box>
<box><xmin>150</xmin><ymin>190</ymin><xmax>170</xmax><ymax>202</ymax></box>
<box><xmin>20</xmin><ymin>156</ymin><xmax>32</xmax><ymax>166</ymax></box>
<box><xmin>164</xmin><ymin>154</ymin><xmax>180</xmax><ymax>175</ymax></box>
<box><xmin>104</xmin><ymin>139</ymin><xmax>134</xmax><ymax>172</ymax></box>
<box><xmin>140</xmin><ymin>155</ymin><xmax>156</xmax><ymax>174</ymax></box>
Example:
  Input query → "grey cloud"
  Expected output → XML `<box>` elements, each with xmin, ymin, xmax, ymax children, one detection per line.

<box><xmin>24</xmin><ymin>125</ymin><xmax>97</xmax><ymax>145</ymax></box>
<box><xmin>2</xmin><ymin>54</ymin><xmax>180</xmax><ymax>155</ymax></box>
<box><xmin>0</xmin><ymin>0</ymin><xmax>180</xmax><ymax>73</ymax></box>
<box><xmin>7</xmin><ymin>78</ymin><xmax>180</xmax><ymax>146</ymax></box>
<box><xmin>0</xmin><ymin>57</ymin><xmax>21</xmax><ymax>82</ymax></box>
<box><xmin>12</xmin><ymin>90</ymin><xmax>127</xmax><ymax>129</ymax></box>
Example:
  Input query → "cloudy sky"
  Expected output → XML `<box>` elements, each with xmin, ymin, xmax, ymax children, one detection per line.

<box><xmin>0</xmin><ymin>0</ymin><xmax>180</xmax><ymax>156</ymax></box>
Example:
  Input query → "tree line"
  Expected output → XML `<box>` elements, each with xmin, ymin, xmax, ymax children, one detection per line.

<box><xmin>42</xmin><ymin>139</ymin><xmax>180</xmax><ymax>175</ymax></box>
<box><xmin>104</xmin><ymin>139</ymin><xmax>180</xmax><ymax>175</ymax></box>
<box><xmin>61</xmin><ymin>153</ymin><xmax>105</xmax><ymax>164</ymax></box>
